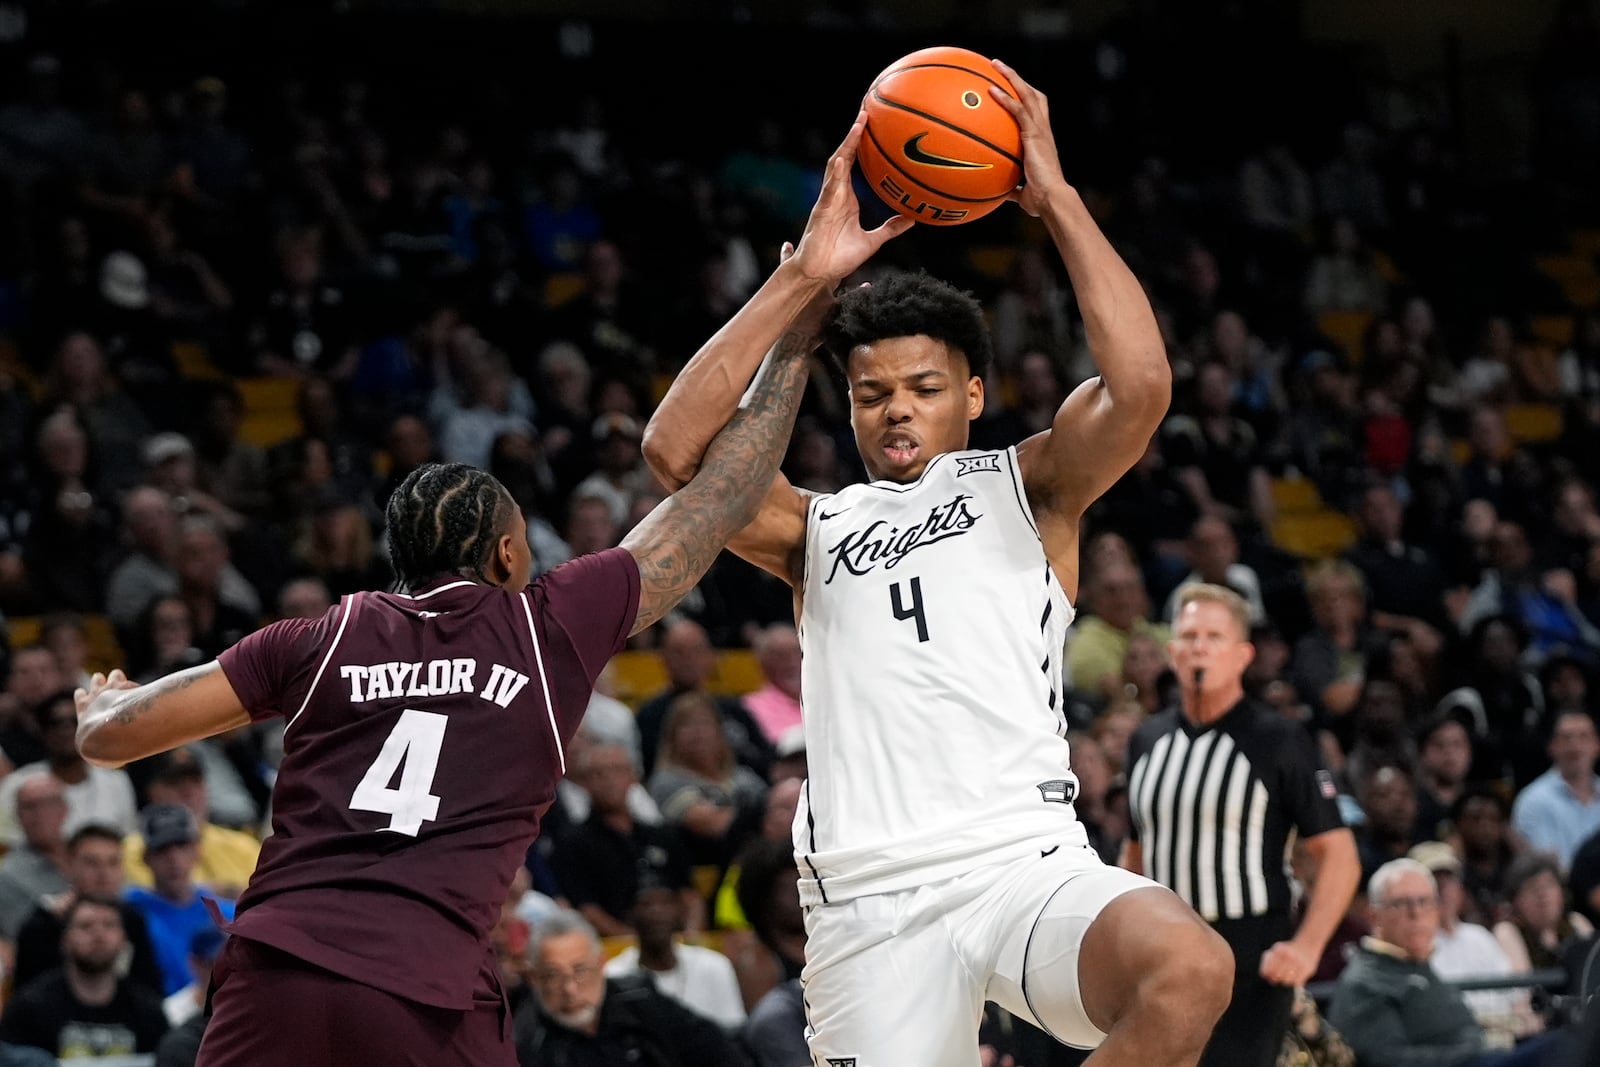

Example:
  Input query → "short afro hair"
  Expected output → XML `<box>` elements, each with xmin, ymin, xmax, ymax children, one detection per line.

<box><xmin>822</xmin><ymin>271</ymin><xmax>992</xmax><ymax>382</ymax></box>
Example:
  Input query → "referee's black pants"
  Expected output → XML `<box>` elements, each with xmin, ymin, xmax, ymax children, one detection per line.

<box><xmin>1199</xmin><ymin>914</ymin><xmax>1295</xmax><ymax>1067</ymax></box>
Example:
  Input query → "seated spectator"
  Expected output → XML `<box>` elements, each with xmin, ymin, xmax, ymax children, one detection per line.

<box><xmin>0</xmin><ymin>775</ymin><xmax>70</xmax><ymax>944</ymax></box>
<box><xmin>12</xmin><ymin>825</ymin><xmax>163</xmax><ymax>996</ymax></box>
<box><xmin>514</xmin><ymin>911</ymin><xmax>747</xmax><ymax>1067</ymax></box>
<box><xmin>162</xmin><ymin>927</ymin><xmax>224</xmax><ymax>1028</ymax></box>
<box><xmin>737</xmin><ymin>838</ymin><xmax>809</xmax><ymax>1067</ymax></box>
<box><xmin>549</xmin><ymin>741</ymin><xmax>698</xmax><ymax>937</ymax></box>
<box><xmin>1065</xmin><ymin>559</ymin><xmax>1170</xmax><ymax>699</ymax></box>
<box><xmin>0</xmin><ymin>690</ymin><xmax>139</xmax><ymax>847</ymax></box>
<box><xmin>1329</xmin><ymin>858</ymin><xmax>1558</xmax><ymax>1067</ymax></box>
<box><xmin>1345</xmin><ymin>481</ymin><xmax>1449</xmax><ymax>630</ymax></box>
<box><xmin>1415</xmin><ymin>712</ymin><xmax>1475</xmax><ymax>844</ymax></box>
<box><xmin>1411</xmin><ymin>842</ymin><xmax>1540</xmax><ymax>1044</ymax></box>
<box><xmin>0</xmin><ymin>645</ymin><xmax>63</xmax><ymax>770</ymax></box>
<box><xmin>1510</xmin><ymin>710</ymin><xmax>1600</xmax><ymax>870</ymax></box>
<box><xmin>123</xmin><ymin>749</ymin><xmax>261</xmax><ymax>899</ymax></box>
<box><xmin>0</xmin><ymin>896</ymin><xmax>169</xmax><ymax>1060</ymax></box>
<box><xmin>123</xmin><ymin>805</ymin><xmax>235</xmax><ymax>996</ymax></box>
<box><xmin>1492</xmin><ymin>853</ymin><xmax>1594</xmax><ymax>976</ymax></box>
<box><xmin>739</xmin><ymin>624</ymin><xmax>802</xmax><ymax>748</ymax></box>
<box><xmin>710</xmin><ymin>777</ymin><xmax>802</xmax><ymax>935</ymax></box>
<box><xmin>635</xmin><ymin>619</ymin><xmax>769</xmax><ymax>781</ymax></box>
<box><xmin>647</xmin><ymin>693</ymin><xmax>768</xmax><ymax>870</ymax></box>
<box><xmin>1290</xmin><ymin>561</ymin><xmax>1386</xmax><ymax>746</ymax></box>
<box><xmin>1161</xmin><ymin>360</ymin><xmax>1276</xmax><ymax>532</ymax></box>
<box><xmin>39</xmin><ymin>612</ymin><xmax>91</xmax><ymax>692</ymax></box>
<box><xmin>570</xmin><ymin>414</ymin><xmax>654</xmax><ymax>530</ymax></box>
<box><xmin>603</xmin><ymin>881</ymin><xmax>746</xmax><ymax>1031</ymax></box>
<box><xmin>1451</xmin><ymin>787</ymin><xmax>1522</xmax><ymax>928</ymax></box>
<box><xmin>1160</xmin><ymin>515</ymin><xmax>1267</xmax><ymax>627</ymax></box>
<box><xmin>1353</xmin><ymin>764</ymin><xmax>1420</xmax><ymax>888</ymax></box>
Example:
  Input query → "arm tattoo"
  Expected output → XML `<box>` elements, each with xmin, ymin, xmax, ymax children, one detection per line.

<box><xmin>108</xmin><ymin>668</ymin><xmax>206</xmax><ymax>727</ymax></box>
<box><xmin>625</xmin><ymin>330</ymin><xmax>811</xmax><ymax>633</ymax></box>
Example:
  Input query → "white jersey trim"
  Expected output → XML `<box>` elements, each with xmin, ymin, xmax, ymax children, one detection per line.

<box><xmin>287</xmin><ymin>594</ymin><xmax>353</xmax><ymax>731</ymax></box>
<box><xmin>519</xmin><ymin>591</ymin><xmax>564</xmax><ymax>774</ymax></box>
<box><xmin>393</xmin><ymin>580</ymin><xmax>476</xmax><ymax>600</ymax></box>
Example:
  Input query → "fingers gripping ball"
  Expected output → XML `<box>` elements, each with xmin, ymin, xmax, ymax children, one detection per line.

<box><xmin>860</xmin><ymin>46</ymin><xmax>1022</xmax><ymax>226</ymax></box>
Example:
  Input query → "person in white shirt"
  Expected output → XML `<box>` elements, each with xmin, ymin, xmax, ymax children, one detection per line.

<box><xmin>1511</xmin><ymin>709</ymin><xmax>1600</xmax><ymax>870</ymax></box>
<box><xmin>603</xmin><ymin>882</ymin><xmax>746</xmax><ymax>1032</ymax></box>
<box><xmin>1409</xmin><ymin>842</ymin><xmax>1540</xmax><ymax>1043</ymax></box>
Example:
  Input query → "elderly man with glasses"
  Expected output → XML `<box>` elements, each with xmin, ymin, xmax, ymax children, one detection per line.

<box><xmin>513</xmin><ymin>911</ymin><xmax>747</xmax><ymax>1067</ymax></box>
<box><xmin>1329</xmin><ymin>858</ymin><xmax>1564</xmax><ymax>1067</ymax></box>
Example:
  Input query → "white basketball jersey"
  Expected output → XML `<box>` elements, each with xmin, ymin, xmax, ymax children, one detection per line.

<box><xmin>794</xmin><ymin>447</ymin><xmax>1086</xmax><ymax>905</ymax></box>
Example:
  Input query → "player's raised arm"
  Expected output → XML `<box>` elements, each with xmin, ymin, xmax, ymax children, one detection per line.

<box><xmin>641</xmin><ymin>109</ymin><xmax>912</xmax><ymax>491</ymax></box>
<box><xmin>623</xmin><ymin>331</ymin><xmax>811</xmax><ymax>634</ymax></box>
<box><xmin>75</xmin><ymin>664</ymin><xmax>251</xmax><ymax>769</ymax></box>
<box><xmin>994</xmin><ymin>60</ymin><xmax>1171</xmax><ymax>521</ymax></box>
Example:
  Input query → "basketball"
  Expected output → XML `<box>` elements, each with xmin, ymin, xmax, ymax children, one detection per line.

<box><xmin>860</xmin><ymin>46</ymin><xmax>1023</xmax><ymax>226</ymax></box>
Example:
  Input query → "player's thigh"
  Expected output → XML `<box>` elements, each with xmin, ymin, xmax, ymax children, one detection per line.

<box><xmin>199</xmin><ymin>939</ymin><xmax>514</xmax><ymax>1067</ymax></box>
<box><xmin>985</xmin><ymin>849</ymin><xmax>1159</xmax><ymax>1050</ymax></box>
<box><xmin>804</xmin><ymin>892</ymin><xmax>986</xmax><ymax>1067</ymax></box>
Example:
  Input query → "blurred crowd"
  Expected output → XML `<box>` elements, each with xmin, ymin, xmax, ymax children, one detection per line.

<box><xmin>0</xmin><ymin>1</ymin><xmax>1598</xmax><ymax>1064</ymax></box>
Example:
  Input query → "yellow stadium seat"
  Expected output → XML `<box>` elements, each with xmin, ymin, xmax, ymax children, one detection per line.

<box><xmin>1317</xmin><ymin>310</ymin><xmax>1374</xmax><ymax>363</ymax></box>
<box><xmin>967</xmin><ymin>245</ymin><xmax>1017</xmax><ymax>282</ymax></box>
<box><xmin>1504</xmin><ymin>403</ymin><xmax>1563</xmax><ymax>443</ymax></box>
<box><xmin>172</xmin><ymin>341</ymin><xmax>223</xmax><ymax>380</ymax></box>
<box><xmin>238</xmin><ymin>411</ymin><xmax>303</xmax><ymax>448</ymax></box>
<box><xmin>1271</xmin><ymin>512</ymin><xmax>1356</xmax><ymax>560</ymax></box>
<box><xmin>600</xmin><ymin>934</ymin><xmax>636</xmax><ymax>961</ymax></box>
<box><xmin>543</xmin><ymin>273</ymin><xmax>585</xmax><ymax>309</ymax></box>
<box><xmin>1270</xmin><ymin>476</ymin><xmax>1323</xmax><ymax>516</ymax></box>
<box><xmin>709</xmin><ymin>650</ymin><xmax>763</xmax><ymax>696</ymax></box>
<box><xmin>1532</xmin><ymin>315</ymin><xmax>1575</xmax><ymax>348</ymax></box>
<box><xmin>4</xmin><ymin>616</ymin><xmax>40</xmax><ymax>648</ymax></box>
<box><xmin>236</xmin><ymin>376</ymin><xmax>301</xmax><ymax>416</ymax></box>
<box><xmin>6</xmin><ymin>615</ymin><xmax>123</xmax><ymax>673</ymax></box>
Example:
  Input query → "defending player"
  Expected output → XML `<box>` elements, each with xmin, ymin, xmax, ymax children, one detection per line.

<box><xmin>72</xmin><ymin>341</ymin><xmax>813</xmax><ymax>1067</ymax></box>
<box><xmin>643</xmin><ymin>63</ymin><xmax>1233</xmax><ymax>1067</ymax></box>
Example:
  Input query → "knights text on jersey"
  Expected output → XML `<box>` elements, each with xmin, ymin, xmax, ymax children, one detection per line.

<box><xmin>795</xmin><ymin>447</ymin><xmax>1087</xmax><ymax>905</ymax></box>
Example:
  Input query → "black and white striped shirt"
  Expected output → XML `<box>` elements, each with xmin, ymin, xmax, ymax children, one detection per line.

<box><xmin>1126</xmin><ymin>699</ymin><xmax>1343</xmax><ymax>922</ymax></box>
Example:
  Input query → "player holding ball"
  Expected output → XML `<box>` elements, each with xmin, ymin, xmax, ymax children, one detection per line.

<box><xmin>644</xmin><ymin>50</ymin><xmax>1229</xmax><ymax>1067</ymax></box>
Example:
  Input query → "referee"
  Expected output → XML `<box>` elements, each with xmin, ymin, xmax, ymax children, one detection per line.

<box><xmin>1121</xmin><ymin>583</ymin><xmax>1359</xmax><ymax>1067</ymax></box>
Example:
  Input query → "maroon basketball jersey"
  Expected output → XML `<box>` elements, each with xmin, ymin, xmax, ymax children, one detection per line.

<box><xmin>216</xmin><ymin>548</ymin><xmax>639</xmax><ymax>1009</ymax></box>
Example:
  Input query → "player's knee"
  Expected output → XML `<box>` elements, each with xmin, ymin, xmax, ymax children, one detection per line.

<box><xmin>1143</xmin><ymin>921</ymin><xmax>1233</xmax><ymax>1036</ymax></box>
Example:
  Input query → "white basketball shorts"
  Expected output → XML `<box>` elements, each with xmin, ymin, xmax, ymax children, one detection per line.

<box><xmin>800</xmin><ymin>842</ymin><xmax>1157</xmax><ymax>1067</ymax></box>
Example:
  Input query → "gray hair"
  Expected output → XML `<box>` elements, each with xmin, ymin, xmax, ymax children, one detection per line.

<box><xmin>1368</xmin><ymin>857</ymin><xmax>1435</xmax><ymax>905</ymax></box>
<box><xmin>528</xmin><ymin>909</ymin><xmax>602</xmax><ymax>963</ymax></box>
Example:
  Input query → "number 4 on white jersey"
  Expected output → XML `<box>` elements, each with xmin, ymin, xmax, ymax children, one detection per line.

<box><xmin>350</xmin><ymin>709</ymin><xmax>447</xmax><ymax>836</ymax></box>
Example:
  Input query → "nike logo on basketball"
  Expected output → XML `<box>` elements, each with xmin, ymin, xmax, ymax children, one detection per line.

<box><xmin>902</xmin><ymin>133</ymin><xmax>990</xmax><ymax>170</ymax></box>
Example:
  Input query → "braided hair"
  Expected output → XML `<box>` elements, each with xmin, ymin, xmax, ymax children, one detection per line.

<box><xmin>385</xmin><ymin>463</ymin><xmax>514</xmax><ymax>591</ymax></box>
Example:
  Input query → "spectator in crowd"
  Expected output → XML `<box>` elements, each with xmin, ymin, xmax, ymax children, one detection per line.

<box><xmin>736</xmin><ymin>837</ymin><xmax>808</xmax><ymax>1067</ymax></box>
<box><xmin>1329</xmin><ymin>858</ymin><xmax>1556</xmax><ymax>1067</ymax></box>
<box><xmin>1452</xmin><ymin>786</ymin><xmax>1522</xmax><ymax>928</ymax></box>
<box><xmin>1510</xmin><ymin>710</ymin><xmax>1600</xmax><ymax>869</ymax></box>
<box><xmin>1492</xmin><ymin>852</ymin><xmax>1594</xmax><ymax>976</ymax></box>
<box><xmin>0</xmin><ymin>645</ymin><xmax>61</xmax><ymax>775</ymax></box>
<box><xmin>1290</xmin><ymin>560</ymin><xmax>1385</xmax><ymax>744</ymax></box>
<box><xmin>274</xmin><ymin>575</ymin><xmax>332</xmax><ymax>620</ymax></box>
<box><xmin>0</xmin><ymin>896</ymin><xmax>169</xmax><ymax>1061</ymax></box>
<box><xmin>1410</xmin><ymin>841</ymin><xmax>1539</xmax><ymax>1045</ymax></box>
<box><xmin>11</xmin><ymin>824</ymin><xmax>163</xmax><ymax>996</ymax></box>
<box><xmin>739</xmin><ymin>624</ymin><xmax>802</xmax><ymax>748</ymax></box>
<box><xmin>122</xmin><ymin>804</ymin><xmax>236</xmax><ymax>997</ymax></box>
<box><xmin>603</xmin><ymin>880</ymin><xmax>746</xmax><ymax>1032</ymax></box>
<box><xmin>0</xmin><ymin>775</ymin><xmax>70</xmax><ymax>944</ymax></box>
<box><xmin>1344</xmin><ymin>481</ymin><xmax>1449</xmax><ymax>629</ymax></box>
<box><xmin>1352</xmin><ymin>763</ymin><xmax>1420</xmax><ymax>888</ymax></box>
<box><xmin>647</xmin><ymin>692</ymin><xmax>768</xmax><ymax>870</ymax></box>
<box><xmin>513</xmin><ymin>910</ymin><xmax>747</xmax><ymax>1067</ymax></box>
<box><xmin>0</xmin><ymin>691</ymin><xmax>138</xmax><ymax>846</ymax></box>
<box><xmin>636</xmin><ymin>619</ymin><xmax>768</xmax><ymax>781</ymax></box>
<box><xmin>549</xmin><ymin>741</ymin><xmax>700</xmax><ymax>937</ymax></box>
<box><xmin>1066</xmin><ymin>558</ymin><xmax>1170</xmax><ymax>698</ymax></box>
<box><xmin>1414</xmin><ymin>711</ymin><xmax>1475</xmax><ymax>842</ymax></box>
<box><xmin>1161</xmin><ymin>515</ymin><xmax>1267</xmax><ymax>627</ymax></box>
<box><xmin>123</xmin><ymin>748</ymin><xmax>261</xmax><ymax>898</ymax></box>
<box><xmin>161</xmin><ymin>927</ymin><xmax>225</xmax><ymax>1028</ymax></box>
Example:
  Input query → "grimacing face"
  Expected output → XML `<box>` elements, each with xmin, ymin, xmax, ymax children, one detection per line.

<box><xmin>847</xmin><ymin>337</ymin><xmax>983</xmax><ymax>483</ymax></box>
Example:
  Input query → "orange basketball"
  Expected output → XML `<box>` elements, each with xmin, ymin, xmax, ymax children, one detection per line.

<box><xmin>860</xmin><ymin>46</ymin><xmax>1022</xmax><ymax>227</ymax></box>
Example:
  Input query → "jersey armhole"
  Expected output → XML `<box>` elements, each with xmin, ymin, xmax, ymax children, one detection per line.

<box><xmin>285</xmin><ymin>593</ymin><xmax>356</xmax><ymax>731</ymax></box>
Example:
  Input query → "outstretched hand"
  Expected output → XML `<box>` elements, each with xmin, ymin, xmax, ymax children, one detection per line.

<box><xmin>988</xmin><ymin>59</ymin><xmax>1070</xmax><ymax>218</ymax></box>
<box><xmin>74</xmin><ymin>669</ymin><xmax>137</xmax><ymax>721</ymax></box>
<box><xmin>789</xmin><ymin>108</ymin><xmax>914</xmax><ymax>288</ymax></box>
